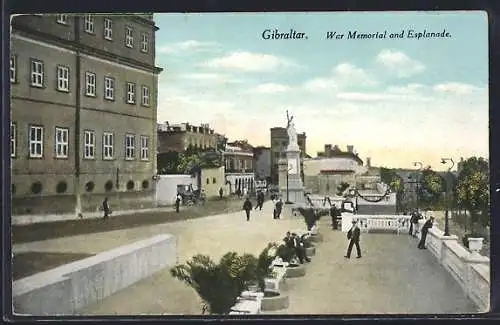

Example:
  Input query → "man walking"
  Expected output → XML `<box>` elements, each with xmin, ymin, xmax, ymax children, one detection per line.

<box><xmin>219</xmin><ymin>187</ymin><xmax>224</xmax><ymax>199</ymax></box>
<box><xmin>274</xmin><ymin>198</ymin><xmax>283</xmax><ymax>219</ymax></box>
<box><xmin>345</xmin><ymin>220</ymin><xmax>362</xmax><ymax>259</ymax></box>
<box><xmin>243</xmin><ymin>197</ymin><xmax>253</xmax><ymax>221</ymax></box>
<box><xmin>418</xmin><ymin>216</ymin><xmax>434</xmax><ymax>249</ymax></box>
<box><xmin>102</xmin><ymin>197</ymin><xmax>111</xmax><ymax>219</ymax></box>
<box><xmin>255</xmin><ymin>191</ymin><xmax>264</xmax><ymax>210</ymax></box>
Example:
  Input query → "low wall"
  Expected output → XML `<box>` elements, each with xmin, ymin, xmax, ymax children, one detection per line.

<box><xmin>425</xmin><ymin>227</ymin><xmax>490</xmax><ymax>312</ymax></box>
<box><xmin>13</xmin><ymin>234</ymin><xmax>177</xmax><ymax>315</ymax></box>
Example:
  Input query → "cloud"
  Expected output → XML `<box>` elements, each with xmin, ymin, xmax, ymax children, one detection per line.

<box><xmin>158</xmin><ymin>40</ymin><xmax>219</xmax><ymax>54</ymax></box>
<box><xmin>200</xmin><ymin>51</ymin><xmax>299</xmax><ymax>72</ymax></box>
<box><xmin>375</xmin><ymin>49</ymin><xmax>426</xmax><ymax>77</ymax></box>
<box><xmin>303</xmin><ymin>63</ymin><xmax>375</xmax><ymax>92</ymax></box>
<box><xmin>433</xmin><ymin>82</ymin><xmax>485</xmax><ymax>95</ymax></box>
<box><xmin>248</xmin><ymin>83</ymin><xmax>291</xmax><ymax>93</ymax></box>
<box><xmin>180</xmin><ymin>73</ymin><xmax>241</xmax><ymax>83</ymax></box>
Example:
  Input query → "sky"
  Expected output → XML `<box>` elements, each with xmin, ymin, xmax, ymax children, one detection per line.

<box><xmin>153</xmin><ymin>11</ymin><xmax>488</xmax><ymax>171</ymax></box>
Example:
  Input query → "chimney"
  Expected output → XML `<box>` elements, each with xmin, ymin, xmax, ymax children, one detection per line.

<box><xmin>366</xmin><ymin>157</ymin><xmax>371</xmax><ymax>167</ymax></box>
<box><xmin>347</xmin><ymin>145</ymin><xmax>354</xmax><ymax>153</ymax></box>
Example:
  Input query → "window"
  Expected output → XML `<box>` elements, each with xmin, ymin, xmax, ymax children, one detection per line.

<box><xmin>125</xmin><ymin>26</ymin><xmax>134</xmax><ymax>48</ymax></box>
<box><xmin>84</xmin><ymin>15</ymin><xmax>94</xmax><ymax>33</ymax></box>
<box><xmin>10</xmin><ymin>123</ymin><xmax>16</xmax><ymax>158</ymax></box>
<box><xmin>104</xmin><ymin>77</ymin><xmax>115</xmax><ymax>100</ymax></box>
<box><xmin>141</xmin><ymin>86</ymin><xmax>150</xmax><ymax>106</ymax></box>
<box><xmin>141</xmin><ymin>33</ymin><xmax>149</xmax><ymax>52</ymax></box>
<box><xmin>10</xmin><ymin>56</ymin><xmax>16</xmax><ymax>83</ymax></box>
<box><xmin>56</xmin><ymin>65</ymin><xmax>70</xmax><ymax>92</ymax></box>
<box><xmin>126</xmin><ymin>82</ymin><xmax>136</xmax><ymax>104</ymax></box>
<box><xmin>55</xmin><ymin>127</ymin><xmax>69</xmax><ymax>158</ymax></box>
<box><xmin>104</xmin><ymin>18</ymin><xmax>113</xmax><ymax>40</ymax></box>
<box><xmin>30</xmin><ymin>59</ymin><xmax>44</xmax><ymax>87</ymax></box>
<box><xmin>140</xmin><ymin>136</ymin><xmax>149</xmax><ymax>161</ymax></box>
<box><xmin>56</xmin><ymin>14</ymin><xmax>68</xmax><ymax>25</ymax></box>
<box><xmin>103</xmin><ymin>132</ymin><xmax>114</xmax><ymax>160</ymax></box>
<box><xmin>85</xmin><ymin>72</ymin><xmax>96</xmax><ymax>97</ymax></box>
<box><xmin>84</xmin><ymin>130</ymin><xmax>95</xmax><ymax>159</ymax></box>
<box><xmin>29</xmin><ymin>125</ymin><xmax>44</xmax><ymax>158</ymax></box>
<box><xmin>125</xmin><ymin>134</ymin><xmax>135</xmax><ymax>160</ymax></box>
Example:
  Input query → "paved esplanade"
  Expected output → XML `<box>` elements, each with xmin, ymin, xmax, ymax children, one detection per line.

<box><xmin>15</xmin><ymin>201</ymin><xmax>477</xmax><ymax>315</ymax></box>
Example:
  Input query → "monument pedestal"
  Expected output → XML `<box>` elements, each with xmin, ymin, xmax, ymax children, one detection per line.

<box><xmin>278</xmin><ymin>144</ymin><xmax>305</xmax><ymax>205</ymax></box>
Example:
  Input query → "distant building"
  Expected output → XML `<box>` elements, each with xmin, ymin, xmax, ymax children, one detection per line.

<box><xmin>304</xmin><ymin>144</ymin><xmax>380</xmax><ymax>195</ymax></box>
<box><xmin>270</xmin><ymin>127</ymin><xmax>307</xmax><ymax>184</ymax></box>
<box><xmin>253</xmin><ymin>146</ymin><xmax>271</xmax><ymax>183</ymax></box>
<box><xmin>223</xmin><ymin>140</ymin><xmax>255</xmax><ymax>194</ymax></box>
<box><xmin>10</xmin><ymin>14</ymin><xmax>162</xmax><ymax>215</ymax></box>
<box><xmin>157</xmin><ymin>122</ymin><xmax>225</xmax><ymax>153</ymax></box>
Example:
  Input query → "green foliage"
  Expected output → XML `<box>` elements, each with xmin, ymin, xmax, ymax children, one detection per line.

<box><xmin>158</xmin><ymin>146</ymin><xmax>223</xmax><ymax>175</ymax></box>
<box><xmin>380</xmin><ymin>167</ymin><xmax>397</xmax><ymax>186</ymax></box>
<box><xmin>157</xmin><ymin>151</ymin><xmax>181</xmax><ymax>174</ymax></box>
<box><xmin>276</xmin><ymin>244</ymin><xmax>295</xmax><ymax>263</ymax></box>
<box><xmin>256</xmin><ymin>243</ymin><xmax>278</xmax><ymax>292</ymax></box>
<box><xmin>336</xmin><ymin>182</ymin><xmax>350</xmax><ymax>196</ymax></box>
<box><xmin>418</xmin><ymin>167</ymin><xmax>446</xmax><ymax>209</ymax></box>
<box><xmin>454</xmin><ymin>157</ymin><xmax>489</xmax><ymax>229</ymax></box>
<box><xmin>170</xmin><ymin>252</ymin><xmax>258</xmax><ymax>314</ymax></box>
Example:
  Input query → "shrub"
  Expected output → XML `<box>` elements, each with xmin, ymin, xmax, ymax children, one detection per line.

<box><xmin>256</xmin><ymin>243</ymin><xmax>278</xmax><ymax>292</ymax></box>
<box><xmin>276</xmin><ymin>243</ymin><xmax>295</xmax><ymax>263</ymax></box>
<box><xmin>170</xmin><ymin>252</ymin><xmax>258</xmax><ymax>314</ymax></box>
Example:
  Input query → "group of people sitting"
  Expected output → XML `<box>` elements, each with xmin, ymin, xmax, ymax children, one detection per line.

<box><xmin>282</xmin><ymin>231</ymin><xmax>311</xmax><ymax>264</ymax></box>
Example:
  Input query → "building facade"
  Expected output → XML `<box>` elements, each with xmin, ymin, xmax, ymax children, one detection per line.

<box><xmin>223</xmin><ymin>141</ymin><xmax>255</xmax><ymax>194</ymax></box>
<box><xmin>157</xmin><ymin>121</ymin><xmax>224</xmax><ymax>153</ymax></box>
<box><xmin>253</xmin><ymin>146</ymin><xmax>271</xmax><ymax>183</ymax></box>
<box><xmin>10</xmin><ymin>14</ymin><xmax>162</xmax><ymax>215</ymax></box>
<box><xmin>304</xmin><ymin>144</ymin><xmax>381</xmax><ymax>195</ymax></box>
<box><xmin>270</xmin><ymin>127</ymin><xmax>307</xmax><ymax>185</ymax></box>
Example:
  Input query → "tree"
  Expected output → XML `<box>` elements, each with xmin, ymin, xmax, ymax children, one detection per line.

<box><xmin>157</xmin><ymin>151</ymin><xmax>181</xmax><ymax>174</ymax></box>
<box><xmin>418</xmin><ymin>167</ymin><xmax>446</xmax><ymax>210</ymax></box>
<box><xmin>379</xmin><ymin>167</ymin><xmax>397</xmax><ymax>186</ymax></box>
<box><xmin>336</xmin><ymin>182</ymin><xmax>350</xmax><ymax>196</ymax></box>
<box><xmin>454</xmin><ymin>157</ymin><xmax>489</xmax><ymax>231</ymax></box>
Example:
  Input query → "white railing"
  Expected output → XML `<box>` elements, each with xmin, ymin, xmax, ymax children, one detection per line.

<box><xmin>425</xmin><ymin>227</ymin><xmax>490</xmax><ymax>312</ymax></box>
<box><xmin>341</xmin><ymin>214</ymin><xmax>411</xmax><ymax>234</ymax></box>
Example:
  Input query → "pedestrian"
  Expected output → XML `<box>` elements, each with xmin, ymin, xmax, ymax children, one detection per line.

<box><xmin>274</xmin><ymin>198</ymin><xmax>283</xmax><ymax>219</ymax></box>
<box><xmin>243</xmin><ymin>187</ymin><xmax>248</xmax><ymax>197</ymax></box>
<box><xmin>102</xmin><ymin>197</ymin><xmax>111</xmax><ymax>219</ymax></box>
<box><xmin>255</xmin><ymin>191</ymin><xmax>264</xmax><ymax>210</ymax></box>
<box><xmin>200</xmin><ymin>189</ymin><xmax>206</xmax><ymax>205</ymax></box>
<box><xmin>175</xmin><ymin>192</ymin><xmax>182</xmax><ymax>213</ymax></box>
<box><xmin>330</xmin><ymin>205</ymin><xmax>339</xmax><ymax>230</ymax></box>
<box><xmin>418</xmin><ymin>216</ymin><xmax>434</xmax><ymax>249</ymax></box>
<box><xmin>219</xmin><ymin>187</ymin><xmax>224</xmax><ymax>199</ymax></box>
<box><xmin>243</xmin><ymin>197</ymin><xmax>253</xmax><ymax>221</ymax></box>
<box><xmin>345</xmin><ymin>220</ymin><xmax>362</xmax><ymax>259</ymax></box>
<box><xmin>409</xmin><ymin>211</ymin><xmax>418</xmax><ymax>236</ymax></box>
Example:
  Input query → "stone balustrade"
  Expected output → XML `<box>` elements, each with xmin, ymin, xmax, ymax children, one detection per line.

<box><xmin>424</xmin><ymin>226</ymin><xmax>490</xmax><ymax>312</ymax></box>
<box><xmin>341</xmin><ymin>214</ymin><xmax>411</xmax><ymax>234</ymax></box>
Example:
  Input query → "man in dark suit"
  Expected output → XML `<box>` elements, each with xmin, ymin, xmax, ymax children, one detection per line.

<box><xmin>274</xmin><ymin>198</ymin><xmax>283</xmax><ymax>219</ymax></box>
<box><xmin>102</xmin><ymin>197</ymin><xmax>111</xmax><ymax>219</ymax></box>
<box><xmin>243</xmin><ymin>197</ymin><xmax>253</xmax><ymax>221</ymax></box>
<box><xmin>345</xmin><ymin>220</ymin><xmax>362</xmax><ymax>259</ymax></box>
<box><xmin>293</xmin><ymin>233</ymin><xmax>310</xmax><ymax>263</ymax></box>
<box><xmin>418</xmin><ymin>216</ymin><xmax>434</xmax><ymax>249</ymax></box>
<box><xmin>330</xmin><ymin>205</ymin><xmax>339</xmax><ymax>230</ymax></box>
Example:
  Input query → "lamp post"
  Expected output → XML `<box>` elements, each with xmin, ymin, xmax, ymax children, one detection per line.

<box><xmin>413</xmin><ymin>161</ymin><xmax>423</xmax><ymax>213</ymax></box>
<box><xmin>286</xmin><ymin>164</ymin><xmax>293</xmax><ymax>203</ymax></box>
<box><xmin>441</xmin><ymin>157</ymin><xmax>455</xmax><ymax>236</ymax></box>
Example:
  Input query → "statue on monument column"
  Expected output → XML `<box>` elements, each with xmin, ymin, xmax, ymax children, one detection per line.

<box><xmin>286</xmin><ymin>110</ymin><xmax>298</xmax><ymax>148</ymax></box>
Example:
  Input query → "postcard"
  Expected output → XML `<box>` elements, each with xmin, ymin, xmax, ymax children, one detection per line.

<box><xmin>10</xmin><ymin>11</ymin><xmax>489</xmax><ymax>316</ymax></box>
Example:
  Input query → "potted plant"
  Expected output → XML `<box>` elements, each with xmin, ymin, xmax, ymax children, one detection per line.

<box><xmin>301</xmin><ymin>234</ymin><xmax>316</xmax><ymax>257</ymax></box>
<box><xmin>256</xmin><ymin>243</ymin><xmax>290</xmax><ymax>311</ymax></box>
<box><xmin>170</xmin><ymin>252</ymin><xmax>258</xmax><ymax>314</ymax></box>
<box><xmin>462</xmin><ymin>233</ymin><xmax>485</xmax><ymax>255</ymax></box>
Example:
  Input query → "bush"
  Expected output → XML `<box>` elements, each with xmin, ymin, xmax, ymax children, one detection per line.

<box><xmin>276</xmin><ymin>244</ymin><xmax>295</xmax><ymax>263</ymax></box>
<box><xmin>170</xmin><ymin>252</ymin><xmax>258</xmax><ymax>314</ymax></box>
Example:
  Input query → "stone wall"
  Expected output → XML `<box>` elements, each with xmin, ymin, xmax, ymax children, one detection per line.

<box><xmin>13</xmin><ymin>234</ymin><xmax>177</xmax><ymax>315</ymax></box>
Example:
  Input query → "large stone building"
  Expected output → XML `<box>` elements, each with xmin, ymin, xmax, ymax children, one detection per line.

<box><xmin>10</xmin><ymin>14</ymin><xmax>162</xmax><ymax>215</ymax></box>
<box><xmin>223</xmin><ymin>140</ymin><xmax>255</xmax><ymax>194</ymax></box>
<box><xmin>270</xmin><ymin>127</ymin><xmax>307</xmax><ymax>184</ymax></box>
<box><xmin>157</xmin><ymin>121</ymin><xmax>226</xmax><ymax>153</ymax></box>
<box><xmin>304</xmin><ymin>144</ymin><xmax>380</xmax><ymax>195</ymax></box>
